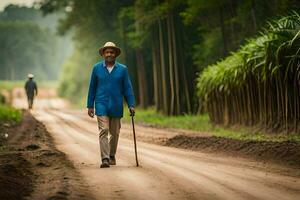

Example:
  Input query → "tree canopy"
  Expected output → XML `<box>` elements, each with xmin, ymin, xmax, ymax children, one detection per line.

<box><xmin>39</xmin><ymin>0</ymin><xmax>300</xmax><ymax>117</ymax></box>
<box><xmin>0</xmin><ymin>5</ymin><xmax>72</xmax><ymax>80</ymax></box>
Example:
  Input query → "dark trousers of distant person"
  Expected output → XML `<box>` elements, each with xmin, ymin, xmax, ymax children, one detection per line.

<box><xmin>27</xmin><ymin>94</ymin><xmax>34</xmax><ymax>109</ymax></box>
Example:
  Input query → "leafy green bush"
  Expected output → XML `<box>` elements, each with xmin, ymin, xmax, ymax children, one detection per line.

<box><xmin>196</xmin><ymin>12</ymin><xmax>300</xmax><ymax>133</ymax></box>
<box><xmin>0</xmin><ymin>104</ymin><xmax>21</xmax><ymax>123</ymax></box>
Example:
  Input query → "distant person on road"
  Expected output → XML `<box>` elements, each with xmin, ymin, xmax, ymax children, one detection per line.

<box><xmin>87</xmin><ymin>42</ymin><xmax>135</xmax><ymax>168</ymax></box>
<box><xmin>24</xmin><ymin>73</ymin><xmax>38</xmax><ymax>109</ymax></box>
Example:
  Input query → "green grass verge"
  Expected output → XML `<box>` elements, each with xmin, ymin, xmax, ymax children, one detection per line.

<box><xmin>0</xmin><ymin>81</ymin><xmax>24</xmax><ymax>91</ymax></box>
<box><xmin>122</xmin><ymin>107</ymin><xmax>300</xmax><ymax>143</ymax></box>
<box><xmin>0</xmin><ymin>104</ymin><xmax>22</xmax><ymax>123</ymax></box>
<box><xmin>0</xmin><ymin>80</ymin><xmax>58</xmax><ymax>91</ymax></box>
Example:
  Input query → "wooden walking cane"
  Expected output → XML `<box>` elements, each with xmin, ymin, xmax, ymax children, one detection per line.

<box><xmin>130</xmin><ymin>112</ymin><xmax>139</xmax><ymax>167</ymax></box>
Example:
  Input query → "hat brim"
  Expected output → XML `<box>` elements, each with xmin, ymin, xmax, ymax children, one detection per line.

<box><xmin>99</xmin><ymin>46</ymin><xmax>121</xmax><ymax>57</ymax></box>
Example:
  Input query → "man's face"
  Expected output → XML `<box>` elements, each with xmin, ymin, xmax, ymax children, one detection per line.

<box><xmin>103</xmin><ymin>48</ymin><xmax>116</xmax><ymax>62</ymax></box>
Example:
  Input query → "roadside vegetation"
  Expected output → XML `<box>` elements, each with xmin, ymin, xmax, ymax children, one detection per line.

<box><xmin>0</xmin><ymin>81</ymin><xmax>24</xmax><ymax>91</ymax></box>
<box><xmin>0</xmin><ymin>104</ymin><xmax>21</xmax><ymax>123</ymax></box>
<box><xmin>1</xmin><ymin>1</ymin><xmax>297</xmax><ymax>140</ymax></box>
<box><xmin>121</xmin><ymin>12</ymin><xmax>300</xmax><ymax>139</ymax></box>
<box><xmin>197</xmin><ymin>12</ymin><xmax>300</xmax><ymax>133</ymax></box>
<box><xmin>40</xmin><ymin>0</ymin><xmax>300</xmax><ymax>116</ymax></box>
<box><xmin>0</xmin><ymin>80</ymin><xmax>58</xmax><ymax>90</ymax></box>
<box><xmin>123</xmin><ymin>107</ymin><xmax>300</xmax><ymax>143</ymax></box>
<box><xmin>0</xmin><ymin>5</ymin><xmax>72</xmax><ymax>81</ymax></box>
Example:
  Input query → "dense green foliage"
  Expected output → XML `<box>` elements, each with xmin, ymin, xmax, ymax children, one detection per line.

<box><xmin>0</xmin><ymin>104</ymin><xmax>21</xmax><ymax>123</ymax></box>
<box><xmin>182</xmin><ymin>0</ymin><xmax>300</xmax><ymax>68</ymax></box>
<box><xmin>40</xmin><ymin>0</ymin><xmax>132</xmax><ymax>105</ymax></box>
<box><xmin>0</xmin><ymin>5</ymin><xmax>72</xmax><ymax>80</ymax></box>
<box><xmin>39</xmin><ymin>0</ymin><xmax>299</xmax><ymax>115</ymax></box>
<box><xmin>197</xmin><ymin>12</ymin><xmax>300</xmax><ymax>133</ymax></box>
<box><xmin>0</xmin><ymin>21</ymin><xmax>57</xmax><ymax>80</ymax></box>
<box><xmin>0</xmin><ymin>81</ymin><xmax>23</xmax><ymax>91</ymax></box>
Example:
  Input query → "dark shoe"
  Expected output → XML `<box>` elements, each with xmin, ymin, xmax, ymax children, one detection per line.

<box><xmin>109</xmin><ymin>156</ymin><xmax>116</xmax><ymax>165</ymax></box>
<box><xmin>100</xmin><ymin>158</ymin><xmax>110</xmax><ymax>168</ymax></box>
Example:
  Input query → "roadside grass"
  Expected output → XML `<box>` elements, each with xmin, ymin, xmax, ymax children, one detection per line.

<box><xmin>0</xmin><ymin>81</ymin><xmax>23</xmax><ymax>91</ymax></box>
<box><xmin>38</xmin><ymin>81</ymin><xmax>59</xmax><ymax>89</ymax></box>
<box><xmin>0</xmin><ymin>80</ymin><xmax>59</xmax><ymax>105</ymax></box>
<box><xmin>66</xmin><ymin>95</ymin><xmax>86</xmax><ymax>109</ymax></box>
<box><xmin>122</xmin><ymin>107</ymin><xmax>300</xmax><ymax>143</ymax></box>
<box><xmin>0</xmin><ymin>104</ymin><xmax>20</xmax><ymax>153</ymax></box>
<box><xmin>0</xmin><ymin>80</ymin><xmax>58</xmax><ymax>91</ymax></box>
<box><xmin>0</xmin><ymin>104</ymin><xmax>22</xmax><ymax>123</ymax></box>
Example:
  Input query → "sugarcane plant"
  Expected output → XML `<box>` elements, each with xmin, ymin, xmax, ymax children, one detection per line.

<box><xmin>197</xmin><ymin>11</ymin><xmax>300</xmax><ymax>133</ymax></box>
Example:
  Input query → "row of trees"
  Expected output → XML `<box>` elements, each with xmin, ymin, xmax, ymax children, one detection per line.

<box><xmin>119</xmin><ymin>2</ymin><xmax>196</xmax><ymax>115</ymax></box>
<box><xmin>197</xmin><ymin>13</ymin><xmax>300</xmax><ymax>133</ymax></box>
<box><xmin>40</xmin><ymin>0</ymin><xmax>300</xmax><ymax>117</ymax></box>
<box><xmin>0</xmin><ymin>5</ymin><xmax>72</xmax><ymax>80</ymax></box>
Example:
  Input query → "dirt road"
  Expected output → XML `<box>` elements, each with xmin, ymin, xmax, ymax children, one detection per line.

<box><xmin>13</xmin><ymin>89</ymin><xmax>300</xmax><ymax>200</ymax></box>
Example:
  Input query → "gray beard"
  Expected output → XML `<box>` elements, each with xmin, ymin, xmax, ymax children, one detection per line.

<box><xmin>105</xmin><ymin>57</ymin><xmax>115</xmax><ymax>62</ymax></box>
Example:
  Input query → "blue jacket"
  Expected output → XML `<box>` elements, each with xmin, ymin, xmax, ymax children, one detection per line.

<box><xmin>87</xmin><ymin>61</ymin><xmax>135</xmax><ymax>117</ymax></box>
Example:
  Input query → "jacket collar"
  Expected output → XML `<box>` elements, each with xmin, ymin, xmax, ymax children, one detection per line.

<box><xmin>102</xmin><ymin>60</ymin><xmax>118</xmax><ymax>68</ymax></box>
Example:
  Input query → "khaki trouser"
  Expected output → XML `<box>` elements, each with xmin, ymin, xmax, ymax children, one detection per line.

<box><xmin>97</xmin><ymin>116</ymin><xmax>121</xmax><ymax>160</ymax></box>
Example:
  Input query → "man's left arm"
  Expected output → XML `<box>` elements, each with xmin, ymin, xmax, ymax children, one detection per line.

<box><xmin>123</xmin><ymin>67</ymin><xmax>135</xmax><ymax>115</ymax></box>
<box><xmin>34</xmin><ymin>82</ymin><xmax>38</xmax><ymax>96</ymax></box>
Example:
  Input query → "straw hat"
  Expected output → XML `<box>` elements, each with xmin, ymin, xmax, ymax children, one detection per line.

<box><xmin>99</xmin><ymin>42</ymin><xmax>121</xmax><ymax>57</ymax></box>
<box><xmin>27</xmin><ymin>73</ymin><xmax>34</xmax><ymax>78</ymax></box>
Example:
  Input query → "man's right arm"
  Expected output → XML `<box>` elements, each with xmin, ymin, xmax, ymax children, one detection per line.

<box><xmin>87</xmin><ymin>67</ymin><xmax>97</xmax><ymax>118</ymax></box>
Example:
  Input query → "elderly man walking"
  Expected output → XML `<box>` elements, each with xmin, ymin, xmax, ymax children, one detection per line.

<box><xmin>24</xmin><ymin>73</ymin><xmax>38</xmax><ymax>109</ymax></box>
<box><xmin>87</xmin><ymin>42</ymin><xmax>135</xmax><ymax>168</ymax></box>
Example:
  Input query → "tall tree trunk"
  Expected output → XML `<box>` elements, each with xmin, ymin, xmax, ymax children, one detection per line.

<box><xmin>136</xmin><ymin>49</ymin><xmax>148</xmax><ymax>108</ymax></box>
<box><xmin>167</xmin><ymin>12</ymin><xmax>175</xmax><ymax>115</ymax></box>
<box><xmin>229</xmin><ymin>0</ymin><xmax>237</xmax><ymax>47</ymax></box>
<box><xmin>9</xmin><ymin>58</ymin><xmax>15</xmax><ymax>81</ymax></box>
<box><xmin>152</xmin><ymin>36</ymin><xmax>159</xmax><ymax>110</ymax></box>
<box><xmin>158</xmin><ymin>19</ymin><xmax>169</xmax><ymax>115</ymax></box>
<box><xmin>219</xmin><ymin>6</ymin><xmax>228</xmax><ymax>56</ymax></box>
<box><xmin>171</xmin><ymin>12</ymin><xmax>181</xmax><ymax>115</ymax></box>
<box><xmin>176</xmin><ymin>17</ymin><xmax>192</xmax><ymax>113</ymax></box>
<box><xmin>250</xmin><ymin>0</ymin><xmax>257</xmax><ymax>31</ymax></box>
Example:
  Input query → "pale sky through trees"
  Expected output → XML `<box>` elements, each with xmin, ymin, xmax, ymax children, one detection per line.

<box><xmin>0</xmin><ymin>0</ymin><xmax>37</xmax><ymax>11</ymax></box>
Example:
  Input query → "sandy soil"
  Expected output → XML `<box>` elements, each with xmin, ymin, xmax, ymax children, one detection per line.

<box><xmin>165</xmin><ymin>135</ymin><xmax>300</xmax><ymax>168</ymax></box>
<box><xmin>7</xmin><ymin>88</ymin><xmax>300</xmax><ymax>199</ymax></box>
<box><xmin>0</xmin><ymin>111</ymin><xmax>94</xmax><ymax>200</ymax></box>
